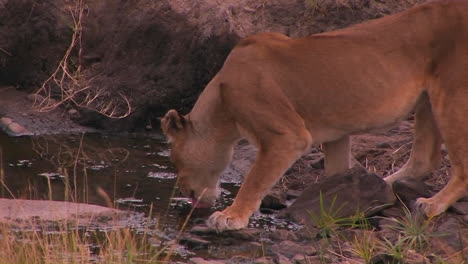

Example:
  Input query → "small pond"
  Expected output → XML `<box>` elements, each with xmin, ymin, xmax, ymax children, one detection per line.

<box><xmin>0</xmin><ymin>132</ymin><xmax>299</xmax><ymax>261</ymax></box>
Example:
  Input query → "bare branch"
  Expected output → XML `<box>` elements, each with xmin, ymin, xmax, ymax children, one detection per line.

<box><xmin>34</xmin><ymin>0</ymin><xmax>133</xmax><ymax>119</ymax></box>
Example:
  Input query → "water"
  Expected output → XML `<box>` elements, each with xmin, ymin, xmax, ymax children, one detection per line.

<box><xmin>0</xmin><ymin>132</ymin><xmax>300</xmax><ymax>261</ymax></box>
<box><xmin>0</xmin><ymin>133</ymin><xmax>179</xmax><ymax>214</ymax></box>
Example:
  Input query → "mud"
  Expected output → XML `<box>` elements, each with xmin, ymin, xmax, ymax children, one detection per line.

<box><xmin>0</xmin><ymin>86</ymin><xmax>92</xmax><ymax>135</ymax></box>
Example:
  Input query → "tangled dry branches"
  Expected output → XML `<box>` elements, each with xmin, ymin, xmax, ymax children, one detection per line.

<box><xmin>34</xmin><ymin>0</ymin><xmax>132</xmax><ymax>119</ymax></box>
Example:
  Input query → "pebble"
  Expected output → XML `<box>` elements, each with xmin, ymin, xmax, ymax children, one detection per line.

<box><xmin>179</xmin><ymin>234</ymin><xmax>211</xmax><ymax>249</ymax></box>
<box><xmin>189</xmin><ymin>225</ymin><xmax>217</xmax><ymax>235</ymax></box>
<box><xmin>0</xmin><ymin>117</ymin><xmax>13</xmax><ymax>126</ymax></box>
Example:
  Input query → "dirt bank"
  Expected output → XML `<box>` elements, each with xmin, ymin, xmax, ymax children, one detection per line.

<box><xmin>0</xmin><ymin>0</ymin><xmax>425</xmax><ymax>131</ymax></box>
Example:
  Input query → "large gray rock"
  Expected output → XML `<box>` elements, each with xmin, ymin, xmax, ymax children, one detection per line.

<box><xmin>285</xmin><ymin>166</ymin><xmax>395</xmax><ymax>227</ymax></box>
<box><xmin>0</xmin><ymin>198</ymin><xmax>125</xmax><ymax>225</ymax></box>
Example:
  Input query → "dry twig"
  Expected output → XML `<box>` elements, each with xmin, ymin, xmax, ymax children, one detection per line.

<box><xmin>34</xmin><ymin>0</ymin><xmax>132</xmax><ymax>119</ymax></box>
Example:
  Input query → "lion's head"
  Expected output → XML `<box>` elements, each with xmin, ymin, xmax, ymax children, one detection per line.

<box><xmin>161</xmin><ymin>109</ymin><xmax>233</xmax><ymax>207</ymax></box>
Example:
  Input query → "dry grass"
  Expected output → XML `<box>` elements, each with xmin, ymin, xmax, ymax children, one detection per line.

<box><xmin>33</xmin><ymin>0</ymin><xmax>132</xmax><ymax>119</ymax></box>
<box><xmin>0</xmin><ymin>219</ymin><xmax>170</xmax><ymax>264</ymax></box>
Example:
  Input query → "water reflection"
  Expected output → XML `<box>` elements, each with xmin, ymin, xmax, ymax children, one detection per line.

<box><xmin>0</xmin><ymin>133</ymin><xmax>181</xmax><ymax>224</ymax></box>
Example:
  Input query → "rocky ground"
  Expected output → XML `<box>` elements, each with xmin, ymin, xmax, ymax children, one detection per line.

<box><xmin>0</xmin><ymin>86</ymin><xmax>93</xmax><ymax>136</ymax></box>
<box><xmin>186</xmin><ymin>120</ymin><xmax>468</xmax><ymax>264</ymax></box>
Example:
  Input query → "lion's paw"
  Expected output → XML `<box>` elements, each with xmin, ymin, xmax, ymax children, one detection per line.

<box><xmin>414</xmin><ymin>197</ymin><xmax>447</xmax><ymax>218</ymax></box>
<box><xmin>207</xmin><ymin>210</ymin><xmax>249</xmax><ymax>231</ymax></box>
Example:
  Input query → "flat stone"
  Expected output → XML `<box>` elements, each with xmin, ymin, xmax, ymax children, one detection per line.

<box><xmin>275</xmin><ymin>254</ymin><xmax>293</xmax><ymax>264</ymax></box>
<box><xmin>293</xmin><ymin>254</ymin><xmax>322</xmax><ymax>264</ymax></box>
<box><xmin>285</xmin><ymin>166</ymin><xmax>395</xmax><ymax>228</ymax></box>
<box><xmin>270</xmin><ymin>240</ymin><xmax>317</xmax><ymax>258</ymax></box>
<box><xmin>0</xmin><ymin>198</ymin><xmax>123</xmax><ymax>224</ymax></box>
<box><xmin>227</xmin><ymin>228</ymin><xmax>261</xmax><ymax>240</ymax></box>
<box><xmin>190</xmin><ymin>224</ymin><xmax>218</xmax><ymax>235</ymax></box>
<box><xmin>179</xmin><ymin>234</ymin><xmax>211</xmax><ymax>249</ymax></box>
<box><xmin>189</xmin><ymin>257</ymin><xmax>225</xmax><ymax>264</ymax></box>
<box><xmin>450</xmin><ymin>201</ymin><xmax>468</xmax><ymax>215</ymax></box>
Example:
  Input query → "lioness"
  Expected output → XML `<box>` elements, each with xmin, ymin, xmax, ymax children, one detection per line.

<box><xmin>161</xmin><ymin>0</ymin><xmax>468</xmax><ymax>231</ymax></box>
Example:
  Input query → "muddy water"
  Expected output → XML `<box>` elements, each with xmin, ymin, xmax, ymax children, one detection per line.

<box><xmin>0</xmin><ymin>132</ymin><xmax>298</xmax><ymax>260</ymax></box>
<box><xmin>0</xmin><ymin>133</ymin><xmax>180</xmax><ymax>212</ymax></box>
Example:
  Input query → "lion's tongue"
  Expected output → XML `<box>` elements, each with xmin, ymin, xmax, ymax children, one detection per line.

<box><xmin>191</xmin><ymin>198</ymin><xmax>212</xmax><ymax>208</ymax></box>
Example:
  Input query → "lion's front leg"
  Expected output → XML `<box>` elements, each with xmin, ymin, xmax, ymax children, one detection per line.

<box><xmin>207</xmin><ymin>137</ymin><xmax>310</xmax><ymax>231</ymax></box>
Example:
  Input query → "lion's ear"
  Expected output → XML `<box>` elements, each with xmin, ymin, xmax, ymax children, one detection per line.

<box><xmin>161</xmin><ymin>109</ymin><xmax>186</xmax><ymax>140</ymax></box>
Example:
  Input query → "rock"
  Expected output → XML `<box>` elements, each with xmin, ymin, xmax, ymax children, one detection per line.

<box><xmin>68</xmin><ymin>108</ymin><xmax>80</xmax><ymax>119</ymax></box>
<box><xmin>391</xmin><ymin>179</ymin><xmax>431</xmax><ymax>205</ymax></box>
<box><xmin>0</xmin><ymin>117</ymin><xmax>13</xmax><ymax>126</ymax></box>
<box><xmin>189</xmin><ymin>257</ymin><xmax>225</xmax><ymax>264</ymax></box>
<box><xmin>370</xmin><ymin>254</ymin><xmax>401</xmax><ymax>264</ymax></box>
<box><xmin>225</xmin><ymin>256</ymin><xmax>253</xmax><ymax>263</ymax></box>
<box><xmin>253</xmin><ymin>256</ymin><xmax>275</xmax><ymax>264</ymax></box>
<box><xmin>227</xmin><ymin>228</ymin><xmax>261</xmax><ymax>240</ymax></box>
<box><xmin>286</xmin><ymin>189</ymin><xmax>302</xmax><ymax>200</ymax></box>
<box><xmin>0</xmin><ymin>198</ymin><xmax>124</xmax><ymax>224</ymax></box>
<box><xmin>404</xmin><ymin>249</ymin><xmax>430</xmax><ymax>264</ymax></box>
<box><xmin>294</xmin><ymin>226</ymin><xmax>320</xmax><ymax>241</ymax></box>
<box><xmin>430</xmin><ymin>217</ymin><xmax>467</xmax><ymax>262</ymax></box>
<box><xmin>275</xmin><ymin>254</ymin><xmax>293</xmax><ymax>264</ymax></box>
<box><xmin>270</xmin><ymin>240</ymin><xmax>317</xmax><ymax>259</ymax></box>
<box><xmin>179</xmin><ymin>234</ymin><xmax>211</xmax><ymax>249</ymax></box>
<box><xmin>285</xmin><ymin>166</ymin><xmax>395</xmax><ymax>228</ymax></box>
<box><xmin>190</xmin><ymin>224</ymin><xmax>218</xmax><ymax>235</ymax></box>
<box><xmin>6</xmin><ymin>121</ymin><xmax>31</xmax><ymax>136</ymax></box>
<box><xmin>380</xmin><ymin>206</ymin><xmax>405</xmax><ymax>218</ymax></box>
<box><xmin>450</xmin><ymin>201</ymin><xmax>468</xmax><ymax>215</ymax></box>
<box><xmin>261</xmin><ymin>189</ymin><xmax>287</xmax><ymax>210</ymax></box>
<box><xmin>376</xmin><ymin>142</ymin><xmax>391</xmax><ymax>148</ymax></box>
<box><xmin>293</xmin><ymin>255</ymin><xmax>322</xmax><ymax>264</ymax></box>
<box><xmin>269</xmin><ymin>229</ymin><xmax>299</xmax><ymax>241</ymax></box>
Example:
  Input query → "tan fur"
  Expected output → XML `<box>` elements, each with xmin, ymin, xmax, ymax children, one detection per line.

<box><xmin>162</xmin><ymin>0</ymin><xmax>468</xmax><ymax>231</ymax></box>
